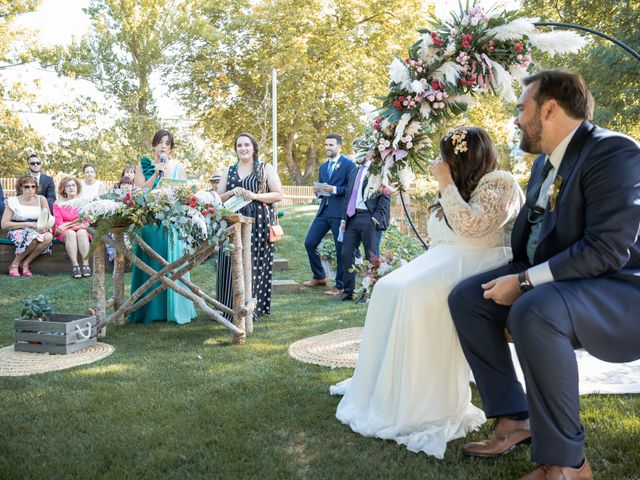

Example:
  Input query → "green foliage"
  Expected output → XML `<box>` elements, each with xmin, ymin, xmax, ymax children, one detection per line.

<box><xmin>319</xmin><ymin>235</ymin><xmax>337</xmax><ymax>262</ymax></box>
<box><xmin>520</xmin><ymin>0</ymin><xmax>640</xmax><ymax>139</ymax></box>
<box><xmin>20</xmin><ymin>294</ymin><xmax>54</xmax><ymax>321</ymax></box>
<box><xmin>172</xmin><ymin>0</ymin><xmax>430</xmax><ymax>184</ymax></box>
<box><xmin>380</xmin><ymin>224</ymin><xmax>424</xmax><ymax>262</ymax></box>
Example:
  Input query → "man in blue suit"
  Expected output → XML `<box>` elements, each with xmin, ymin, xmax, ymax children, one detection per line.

<box><xmin>449</xmin><ymin>70</ymin><xmax>640</xmax><ymax>480</ymax></box>
<box><xmin>338</xmin><ymin>157</ymin><xmax>390</xmax><ymax>301</ymax></box>
<box><xmin>27</xmin><ymin>154</ymin><xmax>56</xmax><ymax>212</ymax></box>
<box><xmin>303</xmin><ymin>134</ymin><xmax>356</xmax><ymax>294</ymax></box>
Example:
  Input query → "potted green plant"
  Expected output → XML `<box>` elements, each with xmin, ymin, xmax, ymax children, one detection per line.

<box><xmin>21</xmin><ymin>295</ymin><xmax>54</xmax><ymax>322</ymax></box>
<box><xmin>15</xmin><ymin>295</ymin><xmax>97</xmax><ymax>354</ymax></box>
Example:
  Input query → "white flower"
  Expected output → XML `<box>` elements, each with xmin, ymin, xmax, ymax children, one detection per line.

<box><xmin>527</xmin><ymin>30</ymin><xmax>587</xmax><ymax>56</ymax></box>
<box><xmin>418</xmin><ymin>34</ymin><xmax>438</xmax><ymax>65</ymax></box>
<box><xmin>393</xmin><ymin>113</ymin><xmax>412</xmax><ymax>149</ymax></box>
<box><xmin>362</xmin><ymin>276</ymin><xmax>372</xmax><ymax>291</ymax></box>
<box><xmin>189</xmin><ymin>209</ymin><xmax>208</xmax><ymax>236</ymax></box>
<box><xmin>80</xmin><ymin>199</ymin><xmax>126</xmax><ymax>217</ymax></box>
<box><xmin>377</xmin><ymin>262</ymin><xmax>392</xmax><ymax>276</ymax></box>
<box><xmin>488</xmin><ymin>17</ymin><xmax>539</xmax><ymax>41</ymax></box>
<box><xmin>510</xmin><ymin>64</ymin><xmax>529</xmax><ymax>81</ymax></box>
<box><xmin>389</xmin><ymin>58</ymin><xmax>412</xmax><ymax>90</ymax></box>
<box><xmin>399</xmin><ymin>165</ymin><xmax>415</xmax><ymax>189</ymax></box>
<box><xmin>405</xmin><ymin>120</ymin><xmax>422</xmax><ymax>137</ymax></box>
<box><xmin>432</xmin><ymin>61</ymin><xmax>466</xmax><ymax>86</ymax></box>
<box><xmin>410</xmin><ymin>79</ymin><xmax>426</xmax><ymax>94</ymax></box>
<box><xmin>490</xmin><ymin>60</ymin><xmax>517</xmax><ymax>103</ymax></box>
<box><xmin>419</xmin><ymin>103</ymin><xmax>432</xmax><ymax>119</ymax></box>
<box><xmin>448</xmin><ymin>94</ymin><xmax>474</xmax><ymax>108</ymax></box>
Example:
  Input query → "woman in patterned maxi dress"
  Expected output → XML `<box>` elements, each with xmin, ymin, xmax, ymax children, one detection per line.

<box><xmin>216</xmin><ymin>133</ymin><xmax>283</xmax><ymax>320</ymax></box>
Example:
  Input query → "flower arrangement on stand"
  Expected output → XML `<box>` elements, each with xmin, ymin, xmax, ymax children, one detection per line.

<box><xmin>357</xmin><ymin>3</ymin><xmax>585</xmax><ymax>195</ymax></box>
<box><xmin>79</xmin><ymin>185</ymin><xmax>233</xmax><ymax>254</ymax></box>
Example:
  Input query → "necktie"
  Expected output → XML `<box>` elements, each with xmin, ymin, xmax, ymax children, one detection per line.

<box><xmin>346</xmin><ymin>166</ymin><xmax>365</xmax><ymax>217</ymax></box>
<box><xmin>327</xmin><ymin>160</ymin><xmax>335</xmax><ymax>179</ymax></box>
<box><xmin>525</xmin><ymin>158</ymin><xmax>553</xmax><ymax>211</ymax></box>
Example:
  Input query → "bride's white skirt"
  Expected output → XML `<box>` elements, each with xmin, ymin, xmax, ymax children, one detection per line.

<box><xmin>333</xmin><ymin>243</ymin><xmax>513</xmax><ymax>459</ymax></box>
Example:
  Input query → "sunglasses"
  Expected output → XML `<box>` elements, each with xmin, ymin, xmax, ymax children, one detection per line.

<box><xmin>22</xmin><ymin>185</ymin><xmax>38</xmax><ymax>190</ymax></box>
<box><xmin>29</xmin><ymin>162</ymin><xmax>42</xmax><ymax>166</ymax></box>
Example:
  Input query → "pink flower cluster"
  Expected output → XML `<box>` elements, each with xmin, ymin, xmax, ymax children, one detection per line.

<box><xmin>392</xmin><ymin>94</ymin><xmax>422</xmax><ymax>111</ymax></box>
<box><xmin>424</xmin><ymin>80</ymin><xmax>448</xmax><ymax>109</ymax></box>
<box><xmin>404</xmin><ymin>58</ymin><xmax>426</xmax><ymax>73</ymax></box>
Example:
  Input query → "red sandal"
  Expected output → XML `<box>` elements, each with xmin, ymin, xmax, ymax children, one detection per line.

<box><xmin>8</xmin><ymin>264</ymin><xmax>20</xmax><ymax>277</ymax></box>
<box><xmin>21</xmin><ymin>264</ymin><xmax>32</xmax><ymax>277</ymax></box>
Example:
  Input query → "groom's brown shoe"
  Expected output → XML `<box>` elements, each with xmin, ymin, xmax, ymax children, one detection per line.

<box><xmin>519</xmin><ymin>457</ymin><xmax>592</xmax><ymax>480</ymax></box>
<box><xmin>463</xmin><ymin>417</ymin><xmax>531</xmax><ymax>457</ymax></box>
<box><xmin>303</xmin><ymin>278</ymin><xmax>327</xmax><ymax>287</ymax></box>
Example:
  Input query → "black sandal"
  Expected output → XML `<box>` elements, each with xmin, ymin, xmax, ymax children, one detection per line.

<box><xmin>72</xmin><ymin>266</ymin><xmax>82</xmax><ymax>279</ymax></box>
<box><xmin>82</xmin><ymin>265</ymin><xmax>92</xmax><ymax>277</ymax></box>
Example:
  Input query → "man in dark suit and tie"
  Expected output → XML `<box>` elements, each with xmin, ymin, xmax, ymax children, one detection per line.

<box><xmin>448</xmin><ymin>70</ymin><xmax>640</xmax><ymax>479</ymax></box>
<box><xmin>338</xmin><ymin>156</ymin><xmax>390</xmax><ymax>301</ymax></box>
<box><xmin>303</xmin><ymin>134</ymin><xmax>356</xmax><ymax>294</ymax></box>
<box><xmin>27</xmin><ymin>154</ymin><xmax>56</xmax><ymax>212</ymax></box>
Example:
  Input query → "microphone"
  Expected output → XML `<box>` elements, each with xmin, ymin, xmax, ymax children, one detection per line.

<box><xmin>159</xmin><ymin>153</ymin><xmax>167</xmax><ymax>178</ymax></box>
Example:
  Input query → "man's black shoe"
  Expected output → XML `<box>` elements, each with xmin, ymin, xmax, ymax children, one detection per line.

<box><xmin>337</xmin><ymin>293</ymin><xmax>354</xmax><ymax>302</ymax></box>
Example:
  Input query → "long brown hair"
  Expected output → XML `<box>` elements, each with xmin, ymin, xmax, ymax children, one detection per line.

<box><xmin>439</xmin><ymin>126</ymin><xmax>498</xmax><ymax>202</ymax></box>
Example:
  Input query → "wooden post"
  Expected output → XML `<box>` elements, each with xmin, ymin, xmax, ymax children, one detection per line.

<box><xmin>112</xmin><ymin>231</ymin><xmax>126</xmax><ymax>326</ymax></box>
<box><xmin>241</xmin><ymin>221</ymin><xmax>254</xmax><ymax>333</ymax></box>
<box><xmin>230</xmin><ymin>222</ymin><xmax>247</xmax><ymax>344</ymax></box>
<box><xmin>92</xmin><ymin>239</ymin><xmax>106</xmax><ymax>338</ymax></box>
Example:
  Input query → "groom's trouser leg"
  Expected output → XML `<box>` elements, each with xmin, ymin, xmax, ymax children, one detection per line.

<box><xmin>510</xmin><ymin>278</ymin><xmax>640</xmax><ymax>466</ymax></box>
<box><xmin>448</xmin><ymin>263</ymin><xmax>528</xmax><ymax>418</ymax></box>
<box><xmin>508</xmin><ymin>282</ymin><xmax>583</xmax><ymax>467</ymax></box>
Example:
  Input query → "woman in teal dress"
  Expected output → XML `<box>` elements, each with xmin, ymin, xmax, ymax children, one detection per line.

<box><xmin>129</xmin><ymin>129</ymin><xmax>197</xmax><ymax>324</ymax></box>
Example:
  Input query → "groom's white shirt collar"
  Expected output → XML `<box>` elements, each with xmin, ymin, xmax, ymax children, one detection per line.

<box><xmin>548</xmin><ymin>125</ymin><xmax>579</xmax><ymax>171</ymax></box>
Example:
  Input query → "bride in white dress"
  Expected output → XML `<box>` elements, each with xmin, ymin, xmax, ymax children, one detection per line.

<box><xmin>332</xmin><ymin>127</ymin><xmax>525</xmax><ymax>459</ymax></box>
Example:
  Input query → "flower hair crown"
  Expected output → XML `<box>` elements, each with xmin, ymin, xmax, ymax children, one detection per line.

<box><xmin>444</xmin><ymin>127</ymin><xmax>468</xmax><ymax>155</ymax></box>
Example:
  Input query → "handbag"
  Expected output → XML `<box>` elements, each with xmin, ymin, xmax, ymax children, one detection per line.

<box><xmin>36</xmin><ymin>208</ymin><xmax>55</xmax><ymax>231</ymax></box>
<box><xmin>259</xmin><ymin>164</ymin><xmax>284</xmax><ymax>243</ymax></box>
<box><xmin>269</xmin><ymin>221</ymin><xmax>284</xmax><ymax>243</ymax></box>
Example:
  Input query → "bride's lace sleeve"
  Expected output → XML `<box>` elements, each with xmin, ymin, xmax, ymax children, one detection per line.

<box><xmin>439</xmin><ymin>170</ymin><xmax>524</xmax><ymax>238</ymax></box>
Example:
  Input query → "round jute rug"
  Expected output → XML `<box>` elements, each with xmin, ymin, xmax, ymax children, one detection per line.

<box><xmin>0</xmin><ymin>343</ymin><xmax>115</xmax><ymax>377</ymax></box>
<box><xmin>288</xmin><ymin>327</ymin><xmax>362</xmax><ymax>368</ymax></box>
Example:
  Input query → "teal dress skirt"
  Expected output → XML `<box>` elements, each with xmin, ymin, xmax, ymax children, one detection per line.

<box><xmin>129</xmin><ymin>157</ymin><xmax>197</xmax><ymax>324</ymax></box>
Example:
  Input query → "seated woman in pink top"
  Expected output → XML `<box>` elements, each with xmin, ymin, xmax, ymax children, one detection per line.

<box><xmin>53</xmin><ymin>177</ymin><xmax>92</xmax><ymax>279</ymax></box>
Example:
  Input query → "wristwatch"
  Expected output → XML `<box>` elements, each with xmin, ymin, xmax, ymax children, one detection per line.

<box><xmin>518</xmin><ymin>271</ymin><xmax>533</xmax><ymax>293</ymax></box>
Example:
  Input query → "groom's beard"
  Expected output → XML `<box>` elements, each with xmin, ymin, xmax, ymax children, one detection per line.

<box><xmin>519</xmin><ymin>112</ymin><xmax>543</xmax><ymax>154</ymax></box>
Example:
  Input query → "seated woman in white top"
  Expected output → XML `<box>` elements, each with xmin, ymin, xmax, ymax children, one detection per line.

<box><xmin>79</xmin><ymin>164</ymin><xmax>105</xmax><ymax>199</ymax></box>
<box><xmin>1</xmin><ymin>175</ymin><xmax>54</xmax><ymax>277</ymax></box>
<box><xmin>332</xmin><ymin>127</ymin><xmax>525</xmax><ymax>459</ymax></box>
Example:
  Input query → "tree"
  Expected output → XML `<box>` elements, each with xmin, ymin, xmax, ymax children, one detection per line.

<box><xmin>173</xmin><ymin>0</ymin><xmax>429</xmax><ymax>185</ymax></box>
<box><xmin>0</xmin><ymin>0</ymin><xmax>46</xmax><ymax>174</ymax></box>
<box><xmin>521</xmin><ymin>0</ymin><xmax>640</xmax><ymax>139</ymax></box>
<box><xmin>40</xmin><ymin>0</ymin><xmax>200</xmax><ymax>155</ymax></box>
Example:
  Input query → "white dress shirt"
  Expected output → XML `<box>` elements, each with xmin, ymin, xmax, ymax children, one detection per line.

<box><xmin>528</xmin><ymin>126</ymin><xmax>579</xmax><ymax>286</ymax></box>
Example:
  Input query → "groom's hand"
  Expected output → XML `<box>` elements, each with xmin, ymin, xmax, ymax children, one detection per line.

<box><xmin>482</xmin><ymin>274</ymin><xmax>521</xmax><ymax>305</ymax></box>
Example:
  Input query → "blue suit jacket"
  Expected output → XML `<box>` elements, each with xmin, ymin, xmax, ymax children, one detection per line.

<box><xmin>341</xmin><ymin>166</ymin><xmax>391</xmax><ymax>230</ymax></box>
<box><xmin>316</xmin><ymin>155</ymin><xmax>356</xmax><ymax>218</ymax></box>
<box><xmin>512</xmin><ymin>121</ymin><xmax>640</xmax><ymax>281</ymax></box>
<box><xmin>36</xmin><ymin>174</ymin><xmax>56</xmax><ymax>212</ymax></box>
<box><xmin>511</xmin><ymin>122</ymin><xmax>640</xmax><ymax>360</ymax></box>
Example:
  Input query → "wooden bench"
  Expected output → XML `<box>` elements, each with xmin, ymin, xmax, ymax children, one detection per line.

<box><xmin>0</xmin><ymin>229</ymin><xmax>116</xmax><ymax>274</ymax></box>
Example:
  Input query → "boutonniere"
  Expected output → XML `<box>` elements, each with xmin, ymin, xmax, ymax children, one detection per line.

<box><xmin>547</xmin><ymin>175</ymin><xmax>563</xmax><ymax>212</ymax></box>
<box><xmin>334</xmin><ymin>162</ymin><xmax>341</xmax><ymax>171</ymax></box>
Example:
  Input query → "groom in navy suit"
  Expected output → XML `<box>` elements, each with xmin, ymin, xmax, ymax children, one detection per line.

<box><xmin>449</xmin><ymin>70</ymin><xmax>640</xmax><ymax>479</ymax></box>
<box><xmin>303</xmin><ymin>134</ymin><xmax>356</xmax><ymax>294</ymax></box>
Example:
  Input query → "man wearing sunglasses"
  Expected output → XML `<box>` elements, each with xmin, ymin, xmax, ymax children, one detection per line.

<box><xmin>27</xmin><ymin>154</ymin><xmax>56</xmax><ymax>212</ymax></box>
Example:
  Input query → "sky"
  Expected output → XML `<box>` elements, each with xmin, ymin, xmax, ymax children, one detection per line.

<box><xmin>5</xmin><ymin>0</ymin><xmax>520</xmax><ymax>138</ymax></box>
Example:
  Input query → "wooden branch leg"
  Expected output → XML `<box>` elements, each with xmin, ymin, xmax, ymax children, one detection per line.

<box><xmin>241</xmin><ymin>222</ymin><xmax>254</xmax><ymax>334</ymax></box>
<box><xmin>230</xmin><ymin>223</ymin><xmax>246</xmax><ymax>344</ymax></box>
<box><xmin>92</xmin><ymin>239</ymin><xmax>107</xmax><ymax>338</ymax></box>
<box><xmin>112</xmin><ymin>232</ymin><xmax>126</xmax><ymax>326</ymax></box>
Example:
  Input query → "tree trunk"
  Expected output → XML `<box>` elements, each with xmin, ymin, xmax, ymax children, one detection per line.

<box><xmin>302</xmin><ymin>138</ymin><xmax>319</xmax><ymax>184</ymax></box>
<box><xmin>285</xmin><ymin>131</ymin><xmax>303</xmax><ymax>185</ymax></box>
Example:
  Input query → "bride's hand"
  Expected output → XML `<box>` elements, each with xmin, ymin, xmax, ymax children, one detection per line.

<box><xmin>429</xmin><ymin>157</ymin><xmax>451</xmax><ymax>179</ymax></box>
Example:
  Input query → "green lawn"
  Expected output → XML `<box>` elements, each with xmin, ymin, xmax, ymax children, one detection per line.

<box><xmin>0</xmin><ymin>205</ymin><xmax>638</xmax><ymax>479</ymax></box>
